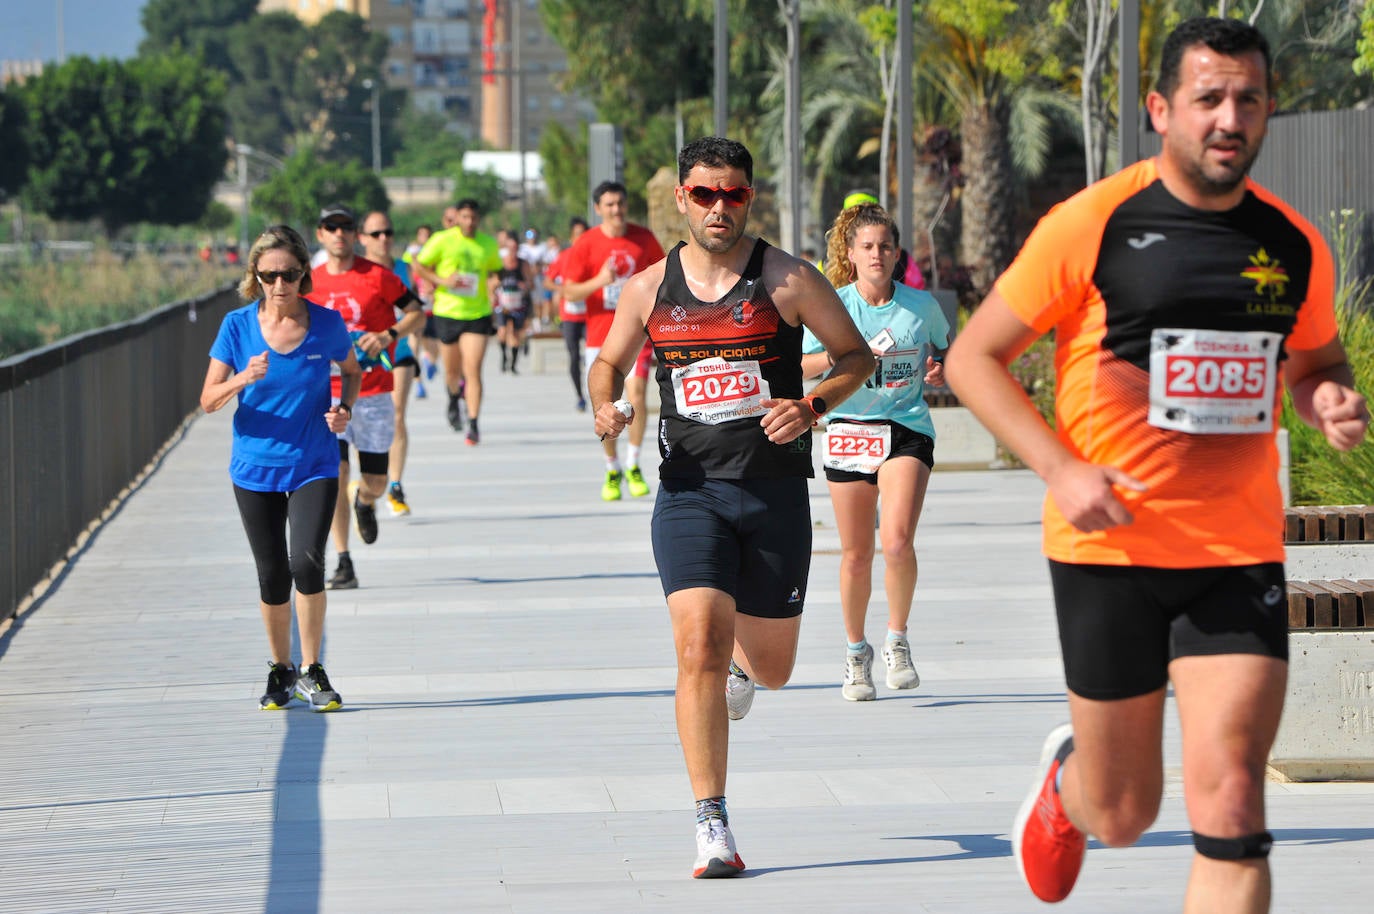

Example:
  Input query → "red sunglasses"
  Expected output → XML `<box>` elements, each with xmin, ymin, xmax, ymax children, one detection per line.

<box><xmin>682</xmin><ymin>185</ymin><xmax>752</xmax><ymax>207</ymax></box>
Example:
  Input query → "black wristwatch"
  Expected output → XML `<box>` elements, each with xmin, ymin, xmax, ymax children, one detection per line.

<box><xmin>802</xmin><ymin>395</ymin><xmax>827</xmax><ymax>418</ymax></box>
<box><xmin>386</xmin><ymin>326</ymin><xmax>399</xmax><ymax>340</ymax></box>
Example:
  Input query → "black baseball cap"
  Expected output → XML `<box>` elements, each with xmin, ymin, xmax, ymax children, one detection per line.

<box><xmin>318</xmin><ymin>204</ymin><xmax>357</xmax><ymax>226</ymax></box>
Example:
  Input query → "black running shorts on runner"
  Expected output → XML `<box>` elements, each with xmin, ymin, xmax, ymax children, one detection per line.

<box><xmin>1048</xmin><ymin>560</ymin><xmax>1289</xmax><ymax>701</ymax></box>
<box><xmin>651</xmin><ymin>477</ymin><xmax>812</xmax><ymax>618</ymax></box>
<box><xmin>824</xmin><ymin>421</ymin><xmax>935</xmax><ymax>484</ymax></box>
<box><xmin>434</xmin><ymin>314</ymin><xmax>494</xmax><ymax>344</ymax></box>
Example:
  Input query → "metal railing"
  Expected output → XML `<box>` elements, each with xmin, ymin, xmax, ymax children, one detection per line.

<box><xmin>0</xmin><ymin>285</ymin><xmax>238</xmax><ymax>621</ymax></box>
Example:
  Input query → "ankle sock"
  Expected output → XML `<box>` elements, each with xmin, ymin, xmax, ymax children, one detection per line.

<box><xmin>847</xmin><ymin>640</ymin><xmax>868</xmax><ymax>653</ymax></box>
<box><xmin>695</xmin><ymin>796</ymin><xmax>728</xmax><ymax>825</ymax></box>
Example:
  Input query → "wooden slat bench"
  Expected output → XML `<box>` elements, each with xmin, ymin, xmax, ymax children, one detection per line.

<box><xmin>1285</xmin><ymin>505</ymin><xmax>1374</xmax><ymax>543</ymax></box>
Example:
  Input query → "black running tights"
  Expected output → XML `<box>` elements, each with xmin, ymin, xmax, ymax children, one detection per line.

<box><xmin>232</xmin><ymin>478</ymin><xmax>338</xmax><ymax>604</ymax></box>
<box><xmin>563</xmin><ymin>320</ymin><xmax>586</xmax><ymax>398</ymax></box>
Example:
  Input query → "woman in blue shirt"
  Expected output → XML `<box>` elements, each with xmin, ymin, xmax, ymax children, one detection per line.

<box><xmin>201</xmin><ymin>224</ymin><xmax>362</xmax><ymax>712</ymax></box>
<box><xmin>802</xmin><ymin>203</ymin><xmax>950</xmax><ymax>702</ymax></box>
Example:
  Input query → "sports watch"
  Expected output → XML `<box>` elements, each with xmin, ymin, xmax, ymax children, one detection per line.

<box><xmin>802</xmin><ymin>395</ymin><xmax>827</xmax><ymax>419</ymax></box>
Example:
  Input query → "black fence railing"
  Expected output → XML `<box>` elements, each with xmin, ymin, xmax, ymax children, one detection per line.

<box><xmin>0</xmin><ymin>284</ymin><xmax>238</xmax><ymax>621</ymax></box>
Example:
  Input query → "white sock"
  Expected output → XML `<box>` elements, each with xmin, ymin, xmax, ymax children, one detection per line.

<box><xmin>887</xmin><ymin>629</ymin><xmax>907</xmax><ymax>642</ymax></box>
<box><xmin>606</xmin><ymin>458</ymin><xmax>622</xmax><ymax>473</ymax></box>
<box><xmin>627</xmin><ymin>444</ymin><xmax>641</xmax><ymax>468</ymax></box>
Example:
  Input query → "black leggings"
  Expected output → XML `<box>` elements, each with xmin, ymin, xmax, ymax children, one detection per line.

<box><xmin>563</xmin><ymin>320</ymin><xmax>586</xmax><ymax>397</ymax></box>
<box><xmin>233</xmin><ymin>478</ymin><xmax>338</xmax><ymax>604</ymax></box>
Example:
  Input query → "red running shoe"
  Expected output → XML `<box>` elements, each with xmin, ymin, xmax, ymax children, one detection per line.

<box><xmin>1013</xmin><ymin>723</ymin><xmax>1086</xmax><ymax>902</ymax></box>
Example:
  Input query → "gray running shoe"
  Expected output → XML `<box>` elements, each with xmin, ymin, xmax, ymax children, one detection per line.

<box><xmin>294</xmin><ymin>663</ymin><xmax>342</xmax><ymax>712</ymax></box>
<box><xmin>841</xmin><ymin>643</ymin><xmax>877</xmax><ymax>701</ymax></box>
<box><xmin>328</xmin><ymin>554</ymin><xmax>357</xmax><ymax>590</ymax></box>
<box><xmin>882</xmin><ymin>635</ymin><xmax>921</xmax><ymax>690</ymax></box>
<box><xmin>692</xmin><ymin>818</ymin><xmax>745</xmax><ymax>878</ymax></box>
<box><xmin>725</xmin><ymin>660</ymin><xmax>755</xmax><ymax>720</ymax></box>
<box><xmin>259</xmin><ymin>662</ymin><xmax>297</xmax><ymax>711</ymax></box>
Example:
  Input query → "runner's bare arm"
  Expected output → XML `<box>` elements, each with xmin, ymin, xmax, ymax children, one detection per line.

<box><xmin>946</xmin><ymin>290</ymin><xmax>1144</xmax><ymax>532</ymax></box>
<box><xmin>590</xmin><ymin>265</ymin><xmax>658</xmax><ymax>439</ymax></box>
<box><xmin>1286</xmin><ymin>338</ymin><xmax>1370</xmax><ymax>451</ymax></box>
<box><xmin>762</xmin><ymin>257</ymin><xmax>874</xmax><ymax>444</ymax></box>
<box><xmin>560</xmin><ymin>260</ymin><xmax>614</xmax><ymax>303</ymax></box>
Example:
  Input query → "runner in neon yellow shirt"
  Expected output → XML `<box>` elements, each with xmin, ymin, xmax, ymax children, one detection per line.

<box><xmin>413</xmin><ymin>199</ymin><xmax>503</xmax><ymax>444</ymax></box>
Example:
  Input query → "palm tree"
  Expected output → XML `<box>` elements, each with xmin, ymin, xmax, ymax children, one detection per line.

<box><xmin>918</xmin><ymin>0</ymin><xmax>1070</xmax><ymax>299</ymax></box>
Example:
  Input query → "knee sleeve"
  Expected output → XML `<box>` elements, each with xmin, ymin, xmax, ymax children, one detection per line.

<box><xmin>1192</xmin><ymin>831</ymin><xmax>1273</xmax><ymax>860</ymax></box>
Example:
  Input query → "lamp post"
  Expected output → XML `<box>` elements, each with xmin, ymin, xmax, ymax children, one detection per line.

<box><xmin>236</xmin><ymin>144</ymin><xmax>252</xmax><ymax>254</ymax></box>
<box><xmin>362</xmin><ymin>78</ymin><xmax>381</xmax><ymax>174</ymax></box>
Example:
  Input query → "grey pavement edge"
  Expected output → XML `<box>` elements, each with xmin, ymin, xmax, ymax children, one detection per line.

<box><xmin>1</xmin><ymin>350</ymin><xmax>1371</xmax><ymax>914</ymax></box>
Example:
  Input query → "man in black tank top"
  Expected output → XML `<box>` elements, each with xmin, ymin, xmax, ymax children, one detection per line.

<box><xmin>589</xmin><ymin>137</ymin><xmax>874</xmax><ymax>878</ymax></box>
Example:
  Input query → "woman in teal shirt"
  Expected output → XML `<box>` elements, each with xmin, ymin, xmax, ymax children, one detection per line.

<box><xmin>802</xmin><ymin>203</ymin><xmax>950</xmax><ymax>702</ymax></box>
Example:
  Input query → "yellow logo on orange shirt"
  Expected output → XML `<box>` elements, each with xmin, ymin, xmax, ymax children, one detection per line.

<box><xmin>1241</xmin><ymin>248</ymin><xmax>1288</xmax><ymax>301</ymax></box>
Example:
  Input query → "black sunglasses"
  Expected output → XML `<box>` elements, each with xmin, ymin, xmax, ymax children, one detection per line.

<box><xmin>258</xmin><ymin>268</ymin><xmax>305</xmax><ymax>286</ymax></box>
<box><xmin>319</xmin><ymin>222</ymin><xmax>356</xmax><ymax>234</ymax></box>
<box><xmin>365</xmin><ymin>228</ymin><xmax>395</xmax><ymax>239</ymax></box>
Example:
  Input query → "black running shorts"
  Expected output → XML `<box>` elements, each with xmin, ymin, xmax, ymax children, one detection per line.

<box><xmin>434</xmin><ymin>314</ymin><xmax>495</xmax><ymax>344</ymax></box>
<box><xmin>823</xmin><ymin>421</ymin><xmax>935</xmax><ymax>484</ymax></box>
<box><xmin>1048</xmin><ymin>560</ymin><xmax>1289</xmax><ymax>700</ymax></box>
<box><xmin>651</xmin><ymin>477</ymin><xmax>812</xmax><ymax>618</ymax></box>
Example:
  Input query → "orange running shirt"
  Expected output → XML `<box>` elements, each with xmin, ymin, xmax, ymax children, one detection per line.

<box><xmin>995</xmin><ymin>159</ymin><xmax>1337</xmax><ymax>568</ymax></box>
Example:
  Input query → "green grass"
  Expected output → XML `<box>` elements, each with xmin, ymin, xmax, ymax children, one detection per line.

<box><xmin>0</xmin><ymin>249</ymin><xmax>237</xmax><ymax>360</ymax></box>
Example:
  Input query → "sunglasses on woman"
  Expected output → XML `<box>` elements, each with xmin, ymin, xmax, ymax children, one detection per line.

<box><xmin>682</xmin><ymin>185</ymin><xmax>752</xmax><ymax>207</ymax></box>
<box><xmin>365</xmin><ymin>228</ymin><xmax>395</xmax><ymax>239</ymax></box>
<box><xmin>258</xmin><ymin>268</ymin><xmax>305</xmax><ymax>286</ymax></box>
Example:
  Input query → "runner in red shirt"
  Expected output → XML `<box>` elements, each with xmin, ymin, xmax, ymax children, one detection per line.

<box><xmin>311</xmin><ymin>204</ymin><xmax>423</xmax><ymax>590</ymax></box>
<box><xmin>559</xmin><ymin>183</ymin><xmax>666</xmax><ymax>501</ymax></box>
<box><xmin>545</xmin><ymin>217</ymin><xmax>590</xmax><ymax>410</ymax></box>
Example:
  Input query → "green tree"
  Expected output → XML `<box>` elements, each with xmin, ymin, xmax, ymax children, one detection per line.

<box><xmin>18</xmin><ymin>53</ymin><xmax>228</xmax><ymax>234</ymax></box>
<box><xmin>539</xmin><ymin>121</ymin><xmax>589</xmax><ymax>216</ymax></box>
<box><xmin>138</xmin><ymin>0</ymin><xmax>258</xmax><ymax>74</ymax></box>
<box><xmin>221</xmin><ymin>11</ymin><xmax>393</xmax><ymax>162</ymax></box>
<box><xmin>920</xmin><ymin>0</ymin><xmax>1062</xmax><ymax>300</ymax></box>
<box><xmin>0</xmin><ymin>88</ymin><xmax>26</xmax><ymax>200</ymax></box>
<box><xmin>251</xmin><ymin>143</ymin><xmax>389</xmax><ymax>230</ymax></box>
<box><xmin>448</xmin><ymin>169</ymin><xmax>507</xmax><ymax>219</ymax></box>
<box><xmin>388</xmin><ymin>108</ymin><xmax>473</xmax><ymax>176</ymax></box>
<box><xmin>1359</xmin><ymin>1</ymin><xmax>1374</xmax><ymax>76</ymax></box>
<box><xmin>538</xmin><ymin>0</ymin><xmax>778</xmax><ymax>211</ymax></box>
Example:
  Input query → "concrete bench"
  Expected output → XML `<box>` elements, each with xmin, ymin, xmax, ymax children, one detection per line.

<box><xmin>1269</xmin><ymin>507</ymin><xmax>1374</xmax><ymax>781</ymax></box>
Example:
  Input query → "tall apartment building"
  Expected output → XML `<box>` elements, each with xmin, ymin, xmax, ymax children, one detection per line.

<box><xmin>256</xmin><ymin>0</ymin><xmax>593</xmax><ymax>149</ymax></box>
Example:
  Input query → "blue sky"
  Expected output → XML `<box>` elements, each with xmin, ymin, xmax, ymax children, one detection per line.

<box><xmin>0</xmin><ymin>0</ymin><xmax>145</xmax><ymax>64</ymax></box>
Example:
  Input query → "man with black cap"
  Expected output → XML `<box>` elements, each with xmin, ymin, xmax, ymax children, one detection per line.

<box><xmin>311</xmin><ymin>204</ymin><xmax>424</xmax><ymax>589</ymax></box>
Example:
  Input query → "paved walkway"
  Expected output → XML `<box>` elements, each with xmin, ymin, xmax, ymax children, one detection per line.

<box><xmin>2</xmin><ymin>353</ymin><xmax>1371</xmax><ymax>913</ymax></box>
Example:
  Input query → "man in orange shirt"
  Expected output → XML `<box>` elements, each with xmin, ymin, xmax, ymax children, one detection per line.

<box><xmin>947</xmin><ymin>17</ymin><xmax>1368</xmax><ymax>913</ymax></box>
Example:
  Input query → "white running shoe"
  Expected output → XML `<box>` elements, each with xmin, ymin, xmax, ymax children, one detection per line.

<box><xmin>725</xmin><ymin>661</ymin><xmax>755</xmax><ymax>720</ymax></box>
<box><xmin>882</xmin><ymin>636</ymin><xmax>921</xmax><ymax>690</ymax></box>
<box><xmin>693</xmin><ymin>818</ymin><xmax>745</xmax><ymax>878</ymax></box>
<box><xmin>841</xmin><ymin>643</ymin><xmax>877</xmax><ymax>701</ymax></box>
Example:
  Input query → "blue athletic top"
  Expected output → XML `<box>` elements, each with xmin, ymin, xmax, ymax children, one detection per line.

<box><xmin>802</xmin><ymin>282</ymin><xmax>951</xmax><ymax>439</ymax></box>
<box><xmin>391</xmin><ymin>260</ymin><xmax>416</xmax><ymax>363</ymax></box>
<box><xmin>209</xmin><ymin>302</ymin><xmax>353</xmax><ymax>492</ymax></box>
